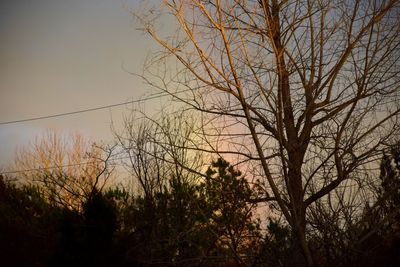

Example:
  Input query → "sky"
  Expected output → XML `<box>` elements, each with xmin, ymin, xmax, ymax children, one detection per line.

<box><xmin>0</xmin><ymin>0</ymin><xmax>168</xmax><ymax>168</ymax></box>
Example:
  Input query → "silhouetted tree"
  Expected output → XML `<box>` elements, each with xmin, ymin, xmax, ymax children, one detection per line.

<box><xmin>82</xmin><ymin>189</ymin><xmax>117</xmax><ymax>266</ymax></box>
<box><xmin>201</xmin><ymin>158</ymin><xmax>261</xmax><ymax>266</ymax></box>
<box><xmin>379</xmin><ymin>143</ymin><xmax>400</xmax><ymax>223</ymax></box>
<box><xmin>121</xmin><ymin>176</ymin><xmax>215</xmax><ymax>266</ymax></box>
<box><xmin>138</xmin><ymin>1</ymin><xmax>400</xmax><ymax>265</ymax></box>
<box><xmin>349</xmin><ymin>143</ymin><xmax>400</xmax><ymax>266</ymax></box>
<box><xmin>0</xmin><ymin>175</ymin><xmax>61</xmax><ymax>267</ymax></box>
<box><xmin>253</xmin><ymin>219</ymin><xmax>293</xmax><ymax>267</ymax></box>
<box><xmin>117</xmin><ymin>158</ymin><xmax>261</xmax><ymax>266</ymax></box>
<box><xmin>12</xmin><ymin>130</ymin><xmax>114</xmax><ymax>210</ymax></box>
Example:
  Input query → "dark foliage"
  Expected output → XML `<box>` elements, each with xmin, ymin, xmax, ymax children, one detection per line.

<box><xmin>345</xmin><ymin>144</ymin><xmax>400</xmax><ymax>267</ymax></box>
<box><xmin>0</xmin><ymin>176</ymin><xmax>62</xmax><ymax>267</ymax></box>
<box><xmin>1</xmin><ymin>152</ymin><xmax>400</xmax><ymax>266</ymax></box>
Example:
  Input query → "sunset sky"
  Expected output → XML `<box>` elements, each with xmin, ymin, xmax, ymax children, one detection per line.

<box><xmin>0</xmin><ymin>0</ymin><xmax>167</xmax><ymax>168</ymax></box>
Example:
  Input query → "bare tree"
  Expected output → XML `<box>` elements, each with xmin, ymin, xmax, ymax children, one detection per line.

<box><xmin>135</xmin><ymin>0</ymin><xmax>400</xmax><ymax>265</ymax></box>
<box><xmin>113</xmin><ymin>109</ymin><xmax>206</xmax><ymax>198</ymax></box>
<box><xmin>13</xmin><ymin>130</ymin><xmax>114</xmax><ymax>210</ymax></box>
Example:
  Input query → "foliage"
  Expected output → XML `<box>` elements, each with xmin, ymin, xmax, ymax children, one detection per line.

<box><xmin>379</xmin><ymin>143</ymin><xmax>400</xmax><ymax>218</ymax></box>
<box><xmin>122</xmin><ymin>176</ymin><xmax>213</xmax><ymax>266</ymax></box>
<box><xmin>120</xmin><ymin>158</ymin><xmax>261</xmax><ymax>266</ymax></box>
<box><xmin>2</xmin><ymin>151</ymin><xmax>400</xmax><ymax>266</ymax></box>
<box><xmin>0</xmin><ymin>158</ymin><xmax>263</xmax><ymax>266</ymax></box>
<box><xmin>346</xmin><ymin>144</ymin><xmax>400</xmax><ymax>266</ymax></box>
<box><xmin>200</xmin><ymin>158</ymin><xmax>261</xmax><ymax>265</ymax></box>
<box><xmin>51</xmin><ymin>189</ymin><xmax>118</xmax><ymax>267</ymax></box>
<box><xmin>254</xmin><ymin>219</ymin><xmax>293</xmax><ymax>267</ymax></box>
<box><xmin>0</xmin><ymin>175</ymin><xmax>62</xmax><ymax>266</ymax></box>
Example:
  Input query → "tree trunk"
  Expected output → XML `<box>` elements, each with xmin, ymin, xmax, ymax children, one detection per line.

<box><xmin>289</xmin><ymin>154</ymin><xmax>314</xmax><ymax>267</ymax></box>
<box><xmin>295</xmin><ymin>210</ymin><xmax>313</xmax><ymax>267</ymax></box>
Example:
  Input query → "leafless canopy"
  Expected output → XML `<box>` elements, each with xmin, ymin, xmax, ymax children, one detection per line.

<box><xmin>114</xmin><ymin>109</ymin><xmax>206</xmax><ymax>197</ymax></box>
<box><xmin>13</xmin><ymin>130</ymin><xmax>114</xmax><ymax>210</ymax></box>
<box><xmin>136</xmin><ymin>0</ymin><xmax>400</xmax><ymax>265</ymax></box>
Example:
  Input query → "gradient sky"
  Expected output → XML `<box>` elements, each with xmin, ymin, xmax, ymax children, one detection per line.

<box><xmin>0</xmin><ymin>0</ymin><xmax>167</xmax><ymax>168</ymax></box>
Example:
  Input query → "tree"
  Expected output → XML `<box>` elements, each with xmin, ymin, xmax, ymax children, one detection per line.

<box><xmin>254</xmin><ymin>219</ymin><xmax>293</xmax><ymax>267</ymax></box>
<box><xmin>123</xmin><ymin>176</ymin><xmax>215</xmax><ymax>266</ymax></box>
<box><xmin>350</xmin><ymin>142</ymin><xmax>400</xmax><ymax>266</ymax></box>
<box><xmin>200</xmin><ymin>158</ymin><xmax>261</xmax><ymax>266</ymax></box>
<box><xmin>12</xmin><ymin>130</ymin><xmax>114</xmax><ymax>210</ymax></box>
<box><xmin>0</xmin><ymin>175</ymin><xmax>62</xmax><ymax>267</ymax></box>
<box><xmin>137</xmin><ymin>1</ymin><xmax>400</xmax><ymax>265</ymax></box>
<box><xmin>379</xmin><ymin>142</ymin><xmax>400</xmax><ymax>220</ymax></box>
<box><xmin>114</xmin><ymin>109</ymin><xmax>206</xmax><ymax>199</ymax></box>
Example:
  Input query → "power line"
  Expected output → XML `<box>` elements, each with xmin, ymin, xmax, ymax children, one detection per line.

<box><xmin>0</xmin><ymin>93</ymin><xmax>165</xmax><ymax>126</ymax></box>
<box><xmin>0</xmin><ymin>89</ymin><xmax>193</xmax><ymax>126</ymax></box>
<box><xmin>2</xmin><ymin>86</ymin><xmax>396</xmax><ymax>126</ymax></box>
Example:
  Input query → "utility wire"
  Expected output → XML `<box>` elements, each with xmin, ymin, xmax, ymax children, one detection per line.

<box><xmin>1</xmin><ymin>87</ymin><xmax>397</xmax><ymax>126</ymax></box>
<box><xmin>0</xmin><ymin>93</ymin><xmax>164</xmax><ymax>125</ymax></box>
<box><xmin>0</xmin><ymin>89</ymin><xmax>192</xmax><ymax>125</ymax></box>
